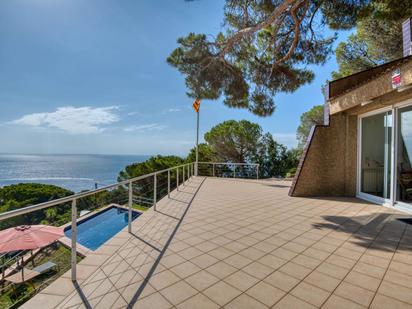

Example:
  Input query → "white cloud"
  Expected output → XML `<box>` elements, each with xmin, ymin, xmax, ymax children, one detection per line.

<box><xmin>272</xmin><ymin>133</ymin><xmax>298</xmax><ymax>149</ymax></box>
<box><xmin>123</xmin><ymin>123</ymin><xmax>166</xmax><ymax>132</ymax></box>
<box><xmin>12</xmin><ymin>106</ymin><xmax>119</xmax><ymax>134</ymax></box>
<box><xmin>167</xmin><ymin>108</ymin><xmax>181</xmax><ymax>113</ymax></box>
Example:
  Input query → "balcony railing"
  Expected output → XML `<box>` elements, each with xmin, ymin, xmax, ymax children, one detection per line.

<box><xmin>0</xmin><ymin>161</ymin><xmax>259</xmax><ymax>286</ymax></box>
<box><xmin>198</xmin><ymin>162</ymin><xmax>259</xmax><ymax>179</ymax></box>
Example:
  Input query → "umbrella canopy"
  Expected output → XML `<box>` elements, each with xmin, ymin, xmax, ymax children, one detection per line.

<box><xmin>0</xmin><ymin>225</ymin><xmax>64</xmax><ymax>253</ymax></box>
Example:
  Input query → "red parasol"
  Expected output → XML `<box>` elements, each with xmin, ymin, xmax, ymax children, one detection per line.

<box><xmin>0</xmin><ymin>225</ymin><xmax>64</xmax><ymax>253</ymax></box>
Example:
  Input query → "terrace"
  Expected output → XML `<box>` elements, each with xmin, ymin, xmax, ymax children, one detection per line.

<box><xmin>17</xmin><ymin>173</ymin><xmax>412</xmax><ymax>308</ymax></box>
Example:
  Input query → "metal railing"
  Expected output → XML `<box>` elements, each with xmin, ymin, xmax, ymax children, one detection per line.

<box><xmin>198</xmin><ymin>162</ymin><xmax>259</xmax><ymax>179</ymax></box>
<box><xmin>0</xmin><ymin>162</ymin><xmax>194</xmax><ymax>283</ymax></box>
<box><xmin>0</xmin><ymin>161</ymin><xmax>258</xmax><ymax>284</ymax></box>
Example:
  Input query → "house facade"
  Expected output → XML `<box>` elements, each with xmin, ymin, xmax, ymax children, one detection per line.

<box><xmin>290</xmin><ymin>18</ymin><xmax>412</xmax><ymax>213</ymax></box>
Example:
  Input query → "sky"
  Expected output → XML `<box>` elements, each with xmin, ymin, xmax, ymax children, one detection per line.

<box><xmin>0</xmin><ymin>0</ymin><xmax>350</xmax><ymax>156</ymax></box>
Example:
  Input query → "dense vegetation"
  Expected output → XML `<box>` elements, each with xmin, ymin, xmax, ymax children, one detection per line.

<box><xmin>201</xmin><ymin>120</ymin><xmax>299</xmax><ymax>177</ymax></box>
<box><xmin>0</xmin><ymin>184</ymin><xmax>73</xmax><ymax>229</ymax></box>
<box><xmin>0</xmin><ymin>183</ymin><xmax>127</xmax><ymax>229</ymax></box>
<box><xmin>117</xmin><ymin>155</ymin><xmax>185</xmax><ymax>204</ymax></box>
<box><xmin>169</xmin><ymin>0</ymin><xmax>408</xmax><ymax>116</ymax></box>
<box><xmin>333</xmin><ymin>1</ymin><xmax>412</xmax><ymax>79</ymax></box>
<box><xmin>118</xmin><ymin>120</ymin><xmax>299</xmax><ymax>182</ymax></box>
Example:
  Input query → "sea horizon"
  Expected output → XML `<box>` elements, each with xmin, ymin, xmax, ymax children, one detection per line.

<box><xmin>0</xmin><ymin>153</ymin><xmax>153</xmax><ymax>192</ymax></box>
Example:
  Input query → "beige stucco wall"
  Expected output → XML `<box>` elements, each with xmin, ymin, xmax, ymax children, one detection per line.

<box><xmin>290</xmin><ymin>58</ymin><xmax>412</xmax><ymax>198</ymax></box>
<box><xmin>290</xmin><ymin>113</ymin><xmax>357</xmax><ymax>197</ymax></box>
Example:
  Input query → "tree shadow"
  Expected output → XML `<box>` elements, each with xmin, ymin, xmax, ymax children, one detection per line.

<box><xmin>312</xmin><ymin>211</ymin><xmax>412</xmax><ymax>252</ymax></box>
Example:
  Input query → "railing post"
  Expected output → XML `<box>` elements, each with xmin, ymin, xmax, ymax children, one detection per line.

<box><xmin>153</xmin><ymin>173</ymin><xmax>157</xmax><ymax>211</ymax></box>
<box><xmin>167</xmin><ymin>169</ymin><xmax>170</xmax><ymax>198</ymax></box>
<box><xmin>71</xmin><ymin>199</ymin><xmax>77</xmax><ymax>282</ymax></box>
<box><xmin>192</xmin><ymin>163</ymin><xmax>194</xmax><ymax>177</ymax></box>
<box><xmin>128</xmin><ymin>181</ymin><xmax>132</xmax><ymax>233</ymax></box>
<box><xmin>176</xmin><ymin>167</ymin><xmax>179</xmax><ymax>191</ymax></box>
<box><xmin>233</xmin><ymin>165</ymin><xmax>236</xmax><ymax>178</ymax></box>
<box><xmin>213</xmin><ymin>163</ymin><xmax>215</xmax><ymax>177</ymax></box>
<box><xmin>183</xmin><ymin>164</ymin><xmax>185</xmax><ymax>185</ymax></box>
<box><xmin>187</xmin><ymin>164</ymin><xmax>190</xmax><ymax>180</ymax></box>
<box><xmin>256</xmin><ymin>165</ymin><xmax>259</xmax><ymax>179</ymax></box>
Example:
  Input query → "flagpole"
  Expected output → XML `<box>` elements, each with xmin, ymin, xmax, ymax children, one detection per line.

<box><xmin>195</xmin><ymin>108</ymin><xmax>199</xmax><ymax>176</ymax></box>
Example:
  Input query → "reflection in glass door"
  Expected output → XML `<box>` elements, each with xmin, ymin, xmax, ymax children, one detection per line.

<box><xmin>360</xmin><ymin>111</ymin><xmax>392</xmax><ymax>199</ymax></box>
<box><xmin>397</xmin><ymin>106</ymin><xmax>412</xmax><ymax>205</ymax></box>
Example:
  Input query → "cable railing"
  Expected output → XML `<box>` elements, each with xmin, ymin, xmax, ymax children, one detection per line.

<box><xmin>0</xmin><ymin>161</ymin><xmax>259</xmax><ymax>290</ymax></box>
<box><xmin>198</xmin><ymin>162</ymin><xmax>259</xmax><ymax>179</ymax></box>
<box><xmin>0</xmin><ymin>162</ymin><xmax>195</xmax><ymax>285</ymax></box>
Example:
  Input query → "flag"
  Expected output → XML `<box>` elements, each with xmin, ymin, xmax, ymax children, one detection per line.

<box><xmin>192</xmin><ymin>99</ymin><xmax>201</xmax><ymax>113</ymax></box>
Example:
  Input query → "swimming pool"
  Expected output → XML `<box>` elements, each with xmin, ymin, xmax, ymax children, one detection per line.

<box><xmin>64</xmin><ymin>206</ymin><xmax>141</xmax><ymax>250</ymax></box>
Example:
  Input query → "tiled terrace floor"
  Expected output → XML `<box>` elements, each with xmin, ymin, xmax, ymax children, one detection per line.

<box><xmin>23</xmin><ymin>177</ymin><xmax>412</xmax><ymax>308</ymax></box>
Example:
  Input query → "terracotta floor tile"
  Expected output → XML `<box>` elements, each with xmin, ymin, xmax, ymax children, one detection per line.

<box><xmin>344</xmin><ymin>270</ymin><xmax>381</xmax><ymax>291</ymax></box>
<box><xmin>334</xmin><ymin>282</ymin><xmax>375</xmax><ymax>307</ymax></box>
<box><xmin>242</xmin><ymin>261</ymin><xmax>275</xmax><ymax>279</ymax></box>
<box><xmin>205</xmin><ymin>261</ymin><xmax>238</xmax><ymax>279</ymax></box>
<box><xmin>177</xmin><ymin>293</ymin><xmax>220</xmax><ymax>309</ymax></box>
<box><xmin>272</xmin><ymin>294</ymin><xmax>316</xmax><ymax>309</ymax></box>
<box><xmin>133</xmin><ymin>292</ymin><xmax>172</xmax><ymax>309</ymax></box>
<box><xmin>224</xmin><ymin>293</ymin><xmax>268</xmax><ymax>309</ymax></box>
<box><xmin>304</xmin><ymin>271</ymin><xmax>341</xmax><ymax>292</ymax></box>
<box><xmin>257</xmin><ymin>254</ymin><xmax>287</xmax><ymax>270</ymax></box>
<box><xmin>224</xmin><ymin>254</ymin><xmax>253</xmax><ymax>269</ymax></box>
<box><xmin>290</xmin><ymin>282</ymin><xmax>331</xmax><ymax>307</ymax></box>
<box><xmin>316</xmin><ymin>262</ymin><xmax>349</xmax><ymax>280</ymax></box>
<box><xmin>160</xmin><ymin>281</ymin><xmax>197</xmax><ymax>305</ymax></box>
<box><xmin>322</xmin><ymin>294</ymin><xmax>366</xmax><ymax>309</ymax></box>
<box><xmin>353</xmin><ymin>262</ymin><xmax>387</xmax><ymax>279</ymax></box>
<box><xmin>383</xmin><ymin>269</ymin><xmax>412</xmax><ymax>289</ymax></box>
<box><xmin>24</xmin><ymin>178</ymin><xmax>411</xmax><ymax>309</ymax></box>
<box><xmin>378</xmin><ymin>280</ymin><xmax>412</xmax><ymax>304</ymax></box>
<box><xmin>246</xmin><ymin>281</ymin><xmax>285</xmax><ymax>307</ymax></box>
<box><xmin>148</xmin><ymin>270</ymin><xmax>181</xmax><ymax>290</ymax></box>
<box><xmin>264</xmin><ymin>271</ymin><xmax>300</xmax><ymax>292</ymax></box>
<box><xmin>223</xmin><ymin>270</ymin><xmax>259</xmax><ymax>291</ymax></box>
<box><xmin>203</xmin><ymin>281</ymin><xmax>242</xmax><ymax>306</ymax></box>
<box><xmin>170</xmin><ymin>261</ymin><xmax>201</xmax><ymax>279</ymax></box>
<box><xmin>370</xmin><ymin>293</ymin><xmax>412</xmax><ymax>309</ymax></box>
<box><xmin>278</xmin><ymin>262</ymin><xmax>312</xmax><ymax>280</ymax></box>
<box><xmin>185</xmin><ymin>270</ymin><xmax>220</xmax><ymax>291</ymax></box>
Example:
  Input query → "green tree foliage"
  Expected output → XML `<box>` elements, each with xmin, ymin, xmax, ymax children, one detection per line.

<box><xmin>186</xmin><ymin>143</ymin><xmax>217</xmax><ymax>163</ymax></box>
<box><xmin>296</xmin><ymin>104</ymin><xmax>324</xmax><ymax>148</ymax></box>
<box><xmin>0</xmin><ymin>183</ymin><xmax>129</xmax><ymax>230</ymax></box>
<box><xmin>0</xmin><ymin>183</ymin><xmax>73</xmax><ymax>229</ymax></box>
<box><xmin>332</xmin><ymin>1</ymin><xmax>412</xmax><ymax>79</ymax></box>
<box><xmin>118</xmin><ymin>155</ymin><xmax>185</xmax><ymax>181</ymax></box>
<box><xmin>205</xmin><ymin>120</ymin><xmax>262</xmax><ymax>162</ymax></box>
<box><xmin>118</xmin><ymin>155</ymin><xmax>185</xmax><ymax>203</ymax></box>
<box><xmin>255</xmin><ymin>133</ymin><xmax>301</xmax><ymax>177</ymax></box>
<box><xmin>204</xmin><ymin>120</ymin><xmax>299</xmax><ymax>177</ymax></box>
<box><xmin>169</xmin><ymin>0</ymin><xmax>372</xmax><ymax>116</ymax></box>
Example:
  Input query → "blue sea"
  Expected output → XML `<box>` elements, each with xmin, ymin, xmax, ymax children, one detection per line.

<box><xmin>0</xmin><ymin>154</ymin><xmax>150</xmax><ymax>192</ymax></box>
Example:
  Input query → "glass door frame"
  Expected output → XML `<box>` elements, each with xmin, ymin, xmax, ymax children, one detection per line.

<box><xmin>357</xmin><ymin>98</ymin><xmax>412</xmax><ymax>213</ymax></box>
<box><xmin>357</xmin><ymin>106</ymin><xmax>394</xmax><ymax>206</ymax></box>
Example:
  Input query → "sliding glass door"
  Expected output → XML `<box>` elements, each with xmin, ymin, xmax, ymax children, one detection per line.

<box><xmin>360</xmin><ymin>111</ymin><xmax>392</xmax><ymax>201</ymax></box>
<box><xmin>396</xmin><ymin>105</ymin><xmax>412</xmax><ymax>206</ymax></box>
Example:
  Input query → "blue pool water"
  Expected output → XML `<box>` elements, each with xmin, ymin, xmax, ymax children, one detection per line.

<box><xmin>64</xmin><ymin>206</ymin><xmax>141</xmax><ymax>250</ymax></box>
